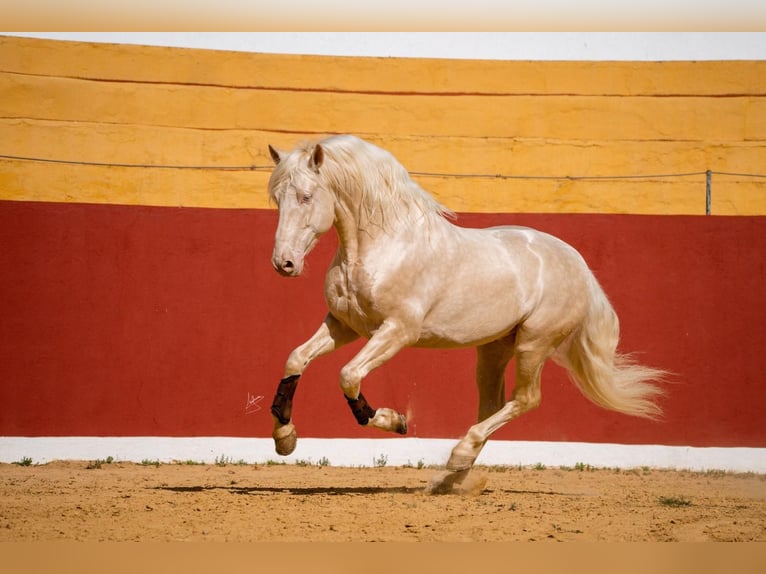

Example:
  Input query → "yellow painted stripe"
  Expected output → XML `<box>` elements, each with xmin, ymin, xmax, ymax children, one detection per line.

<box><xmin>3</xmin><ymin>158</ymin><xmax>763</xmax><ymax>216</ymax></box>
<box><xmin>2</xmin><ymin>119</ymin><xmax>764</xmax><ymax>214</ymax></box>
<box><xmin>2</xmin><ymin>73</ymin><xmax>763</xmax><ymax>142</ymax></box>
<box><xmin>3</xmin><ymin>35</ymin><xmax>766</xmax><ymax>96</ymax></box>
<box><xmin>0</xmin><ymin>159</ymin><xmax>272</xmax><ymax>210</ymax></box>
<box><xmin>3</xmin><ymin>120</ymin><xmax>764</xmax><ymax>179</ymax></box>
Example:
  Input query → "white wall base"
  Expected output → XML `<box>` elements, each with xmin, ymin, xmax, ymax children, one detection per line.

<box><xmin>1</xmin><ymin>436</ymin><xmax>764</xmax><ymax>473</ymax></box>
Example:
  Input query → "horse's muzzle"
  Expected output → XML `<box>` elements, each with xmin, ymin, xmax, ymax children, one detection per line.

<box><xmin>272</xmin><ymin>255</ymin><xmax>302</xmax><ymax>277</ymax></box>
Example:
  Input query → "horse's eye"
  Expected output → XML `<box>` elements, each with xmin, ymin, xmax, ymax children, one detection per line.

<box><xmin>300</xmin><ymin>192</ymin><xmax>312</xmax><ymax>204</ymax></box>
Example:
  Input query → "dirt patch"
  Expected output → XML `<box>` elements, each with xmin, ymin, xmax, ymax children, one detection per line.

<box><xmin>1</xmin><ymin>461</ymin><xmax>764</xmax><ymax>542</ymax></box>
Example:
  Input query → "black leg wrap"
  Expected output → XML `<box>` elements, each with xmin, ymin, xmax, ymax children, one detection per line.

<box><xmin>270</xmin><ymin>374</ymin><xmax>300</xmax><ymax>425</ymax></box>
<box><xmin>346</xmin><ymin>392</ymin><xmax>376</xmax><ymax>426</ymax></box>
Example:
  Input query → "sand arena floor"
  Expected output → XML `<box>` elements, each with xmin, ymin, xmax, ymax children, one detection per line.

<box><xmin>0</xmin><ymin>460</ymin><xmax>764</xmax><ymax>542</ymax></box>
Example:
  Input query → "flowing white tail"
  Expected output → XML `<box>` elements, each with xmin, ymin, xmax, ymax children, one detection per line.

<box><xmin>558</xmin><ymin>276</ymin><xmax>666</xmax><ymax>419</ymax></box>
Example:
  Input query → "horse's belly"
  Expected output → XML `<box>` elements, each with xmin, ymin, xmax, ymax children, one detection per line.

<box><xmin>415</xmin><ymin>303</ymin><xmax>524</xmax><ymax>348</ymax></box>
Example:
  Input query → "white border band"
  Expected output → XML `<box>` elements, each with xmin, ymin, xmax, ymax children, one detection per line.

<box><xmin>2</xmin><ymin>437</ymin><xmax>763</xmax><ymax>473</ymax></box>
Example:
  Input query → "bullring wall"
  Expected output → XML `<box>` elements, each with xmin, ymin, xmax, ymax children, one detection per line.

<box><xmin>1</xmin><ymin>36</ymin><xmax>764</xmax><ymax>467</ymax></box>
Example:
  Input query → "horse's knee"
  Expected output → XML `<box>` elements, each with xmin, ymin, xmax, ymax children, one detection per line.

<box><xmin>339</xmin><ymin>365</ymin><xmax>361</xmax><ymax>397</ymax></box>
<box><xmin>284</xmin><ymin>349</ymin><xmax>307</xmax><ymax>376</ymax></box>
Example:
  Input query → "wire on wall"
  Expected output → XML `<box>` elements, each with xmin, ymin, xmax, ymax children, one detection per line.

<box><xmin>1</xmin><ymin>153</ymin><xmax>764</xmax><ymax>215</ymax></box>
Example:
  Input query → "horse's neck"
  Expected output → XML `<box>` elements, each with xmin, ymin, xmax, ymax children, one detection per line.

<box><xmin>332</xmin><ymin>202</ymin><xmax>449</xmax><ymax>268</ymax></box>
<box><xmin>332</xmin><ymin>205</ymin><xmax>387</xmax><ymax>265</ymax></box>
<box><xmin>333</xmin><ymin>208</ymin><xmax>362</xmax><ymax>265</ymax></box>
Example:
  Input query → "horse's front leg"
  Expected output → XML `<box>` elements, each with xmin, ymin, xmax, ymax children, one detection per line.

<box><xmin>339</xmin><ymin>318</ymin><xmax>414</xmax><ymax>435</ymax></box>
<box><xmin>271</xmin><ymin>313</ymin><xmax>358</xmax><ymax>455</ymax></box>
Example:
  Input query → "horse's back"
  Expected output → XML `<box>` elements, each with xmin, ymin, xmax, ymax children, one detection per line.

<box><xmin>410</xmin><ymin>222</ymin><xmax>594</xmax><ymax>348</ymax></box>
<box><xmin>463</xmin><ymin>224</ymin><xmax>589</xmax><ymax>276</ymax></box>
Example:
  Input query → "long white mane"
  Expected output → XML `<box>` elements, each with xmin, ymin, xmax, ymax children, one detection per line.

<box><xmin>274</xmin><ymin>135</ymin><xmax>455</xmax><ymax>229</ymax></box>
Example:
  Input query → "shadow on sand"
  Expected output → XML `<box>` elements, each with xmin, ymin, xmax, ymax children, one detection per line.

<box><xmin>152</xmin><ymin>484</ymin><xmax>577</xmax><ymax>497</ymax></box>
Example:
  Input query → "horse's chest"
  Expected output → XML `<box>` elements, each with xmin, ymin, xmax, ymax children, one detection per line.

<box><xmin>325</xmin><ymin>266</ymin><xmax>380</xmax><ymax>336</ymax></box>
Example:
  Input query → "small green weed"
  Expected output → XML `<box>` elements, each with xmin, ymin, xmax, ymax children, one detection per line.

<box><xmin>86</xmin><ymin>456</ymin><xmax>114</xmax><ymax>469</ymax></box>
<box><xmin>658</xmin><ymin>496</ymin><xmax>692</xmax><ymax>508</ymax></box>
<box><xmin>317</xmin><ymin>456</ymin><xmax>331</xmax><ymax>467</ymax></box>
<box><xmin>13</xmin><ymin>456</ymin><xmax>33</xmax><ymax>467</ymax></box>
<box><xmin>214</xmin><ymin>454</ymin><xmax>232</xmax><ymax>466</ymax></box>
<box><xmin>214</xmin><ymin>455</ymin><xmax>247</xmax><ymax>466</ymax></box>
<box><xmin>373</xmin><ymin>453</ymin><xmax>388</xmax><ymax>468</ymax></box>
<box><xmin>704</xmin><ymin>469</ymin><xmax>727</xmax><ymax>477</ymax></box>
<box><xmin>140</xmin><ymin>459</ymin><xmax>160</xmax><ymax>467</ymax></box>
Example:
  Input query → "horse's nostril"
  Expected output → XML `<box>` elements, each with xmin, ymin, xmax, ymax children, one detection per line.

<box><xmin>283</xmin><ymin>260</ymin><xmax>294</xmax><ymax>271</ymax></box>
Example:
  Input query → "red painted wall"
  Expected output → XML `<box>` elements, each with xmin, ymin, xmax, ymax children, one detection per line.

<box><xmin>1</xmin><ymin>200</ymin><xmax>764</xmax><ymax>447</ymax></box>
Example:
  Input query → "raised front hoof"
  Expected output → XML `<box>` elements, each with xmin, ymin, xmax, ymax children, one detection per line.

<box><xmin>425</xmin><ymin>469</ymin><xmax>487</xmax><ymax>496</ymax></box>
<box><xmin>272</xmin><ymin>422</ymin><xmax>297</xmax><ymax>456</ymax></box>
<box><xmin>368</xmin><ymin>408</ymin><xmax>407</xmax><ymax>435</ymax></box>
<box><xmin>395</xmin><ymin>413</ymin><xmax>407</xmax><ymax>435</ymax></box>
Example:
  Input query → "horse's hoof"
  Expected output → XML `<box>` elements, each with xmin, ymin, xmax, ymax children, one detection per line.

<box><xmin>273</xmin><ymin>423</ymin><xmax>297</xmax><ymax>456</ymax></box>
<box><xmin>425</xmin><ymin>471</ymin><xmax>455</xmax><ymax>495</ymax></box>
<box><xmin>425</xmin><ymin>469</ymin><xmax>486</xmax><ymax>496</ymax></box>
<box><xmin>425</xmin><ymin>469</ymin><xmax>469</xmax><ymax>495</ymax></box>
<box><xmin>367</xmin><ymin>408</ymin><xmax>407</xmax><ymax>435</ymax></box>
<box><xmin>445</xmin><ymin>452</ymin><xmax>476</xmax><ymax>472</ymax></box>
<box><xmin>395</xmin><ymin>414</ymin><xmax>407</xmax><ymax>435</ymax></box>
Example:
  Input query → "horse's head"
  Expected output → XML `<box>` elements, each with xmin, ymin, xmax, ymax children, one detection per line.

<box><xmin>267</xmin><ymin>143</ymin><xmax>335</xmax><ymax>277</ymax></box>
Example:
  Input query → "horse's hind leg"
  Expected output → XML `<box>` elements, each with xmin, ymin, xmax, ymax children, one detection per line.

<box><xmin>271</xmin><ymin>313</ymin><xmax>358</xmax><ymax>455</ymax></box>
<box><xmin>447</xmin><ymin>342</ymin><xmax>549</xmax><ymax>471</ymax></box>
<box><xmin>428</xmin><ymin>334</ymin><xmax>553</xmax><ymax>494</ymax></box>
<box><xmin>425</xmin><ymin>337</ymin><xmax>514</xmax><ymax>495</ymax></box>
<box><xmin>476</xmin><ymin>335</ymin><xmax>515</xmax><ymax>422</ymax></box>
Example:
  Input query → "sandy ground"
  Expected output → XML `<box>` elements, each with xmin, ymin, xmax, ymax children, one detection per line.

<box><xmin>1</xmin><ymin>460</ymin><xmax>764</xmax><ymax>542</ymax></box>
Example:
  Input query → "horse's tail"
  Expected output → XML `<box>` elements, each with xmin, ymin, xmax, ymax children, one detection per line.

<box><xmin>559</xmin><ymin>276</ymin><xmax>667</xmax><ymax>419</ymax></box>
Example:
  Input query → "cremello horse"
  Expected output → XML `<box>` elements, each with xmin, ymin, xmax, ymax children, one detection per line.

<box><xmin>267</xmin><ymin>135</ymin><xmax>665</xmax><ymax>494</ymax></box>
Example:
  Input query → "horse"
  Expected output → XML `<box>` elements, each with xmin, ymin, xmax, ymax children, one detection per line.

<box><xmin>265</xmin><ymin>134</ymin><xmax>666</xmax><ymax>494</ymax></box>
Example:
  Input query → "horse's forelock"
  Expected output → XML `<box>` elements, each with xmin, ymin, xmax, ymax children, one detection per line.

<box><xmin>267</xmin><ymin>141</ymin><xmax>317</xmax><ymax>203</ymax></box>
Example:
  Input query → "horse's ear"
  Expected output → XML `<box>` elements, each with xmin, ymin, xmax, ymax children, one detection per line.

<box><xmin>268</xmin><ymin>144</ymin><xmax>283</xmax><ymax>165</ymax></box>
<box><xmin>309</xmin><ymin>144</ymin><xmax>324</xmax><ymax>173</ymax></box>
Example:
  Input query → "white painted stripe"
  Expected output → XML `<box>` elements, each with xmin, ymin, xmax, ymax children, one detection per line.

<box><xmin>4</xmin><ymin>32</ymin><xmax>766</xmax><ymax>61</ymax></box>
<box><xmin>2</xmin><ymin>437</ymin><xmax>764</xmax><ymax>473</ymax></box>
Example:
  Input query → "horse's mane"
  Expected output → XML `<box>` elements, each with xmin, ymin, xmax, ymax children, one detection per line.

<box><xmin>272</xmin><ymin>135</ymin><xmax>455</xmax><ymax>230</ymax></box>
